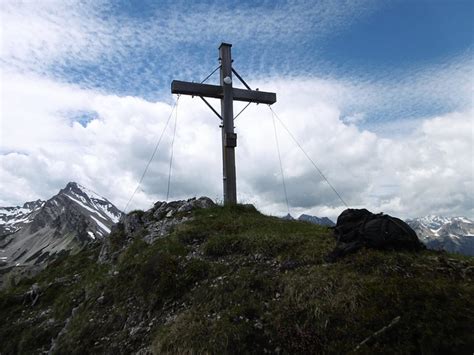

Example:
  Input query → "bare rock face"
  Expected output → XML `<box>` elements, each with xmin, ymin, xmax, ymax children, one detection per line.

<box><xmin>98</xmin><ymin>197</ymin><xmax>215</xmax><ymax>264</ymax></box>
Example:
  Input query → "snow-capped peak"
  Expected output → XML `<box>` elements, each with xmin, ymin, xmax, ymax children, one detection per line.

<box><xmin>60</xmin><ymin>182</ymin><xmax>122</xmax><ymax>224</ymax></box>
<box><xmin>1</xmin><ymin>182</ymin><xmax>124</xmax><ymax>267</ymax></box>
<box><xmin>64</xmin><ymin>182</ymin><xmax>108</xmax><ymax>202</ymax></box>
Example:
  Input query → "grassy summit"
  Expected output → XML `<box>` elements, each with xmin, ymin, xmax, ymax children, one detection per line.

<box><xmin>1</xmin><ymin>204</ymin><xmax>473</xmax><ymax>354</ymax></box>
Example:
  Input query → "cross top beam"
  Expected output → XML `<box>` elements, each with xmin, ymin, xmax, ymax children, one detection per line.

<box><xmin>171</xmin><ymin>43</ymin><xmax>277</xmax><ymax>205</ymax></box>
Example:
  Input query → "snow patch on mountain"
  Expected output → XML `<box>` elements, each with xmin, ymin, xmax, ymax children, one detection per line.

<box><xmin>62</xmin><ymin>182</ymin><xmax>122</xmax><ymax>223</ymax></box>
<box><xmin>91</xmin><ymin>216</ymin><xmax>111</xmax><ymax>234</ymax></box>
<box><xmin>0</xmin><ymin>200</ymin><xmax>45</xmax><ymax>235</ymax></box>
<box><xmin>65</xmin><ymin>194</ymin><xmax>105</xmax><ymax>217</ymax></box>
<box><xmin>74</xmin><ymin>183</ymin><xmax>107</xmax><ymax>201</ymax></box>
<box><xmin>406</xmin><ymin>216</ymin><xmax>474</xmax><ymax>256</ymax></box>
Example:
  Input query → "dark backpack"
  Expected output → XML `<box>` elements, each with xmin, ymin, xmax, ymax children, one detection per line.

<box><xmin>334</xmin><ymin>208</ymin><xmax>375</xmax><ymax>243</ymax></box>
<box><xmin>327</xmin><ymin>209</ymin><xmax>424</xmax><ymax>261</ymax></box>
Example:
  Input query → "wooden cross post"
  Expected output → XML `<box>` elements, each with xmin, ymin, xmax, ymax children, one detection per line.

<box><xmin>171</xmin><ymin>43</ymin><xmax>277</xmax><ymax>205</ymax></box>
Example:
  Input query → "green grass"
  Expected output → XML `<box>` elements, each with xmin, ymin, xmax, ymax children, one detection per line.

<box><xmin>0</xmin><ymin>204</ymin><xmax>473</xmax><ymax>354</ymax></box>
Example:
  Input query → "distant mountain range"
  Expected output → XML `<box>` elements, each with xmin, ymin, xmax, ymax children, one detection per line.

<box><xmin>0</xmin><ymin>182</ymin><xmax>122</xmax><ymax>269</ymax></box>
<box><xmin>283</xmin><ymin>212</ymin><xmax>474</xmax><ymax>256</ymax></box>
<box><xmin>2</xmin><ymin>182</ymin><xmax>472</xmax><ymax>274</ymax></box>
<box><xmin>282</xmin><ymin>213</ymin><xmax>335</xmax><ymax>227</ymax></box>
<box><xmin>298</xmin><ymin>214</ymin><xmax>335</xmax><ymax>227</ymax></box>
<box><xmin>406</xmin><ymin>216</ymin><xmax>474</xmax><ymax>256</ymax></box>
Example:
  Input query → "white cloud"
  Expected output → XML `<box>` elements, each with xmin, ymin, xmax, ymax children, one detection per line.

<box><xmin>343</xmin><ymin>113</ymin><xmax>366</xmax><ymax>125</ymax></box>
<box><xmin>1</xmin><ymin>0</ymin><xmax>472</xmax><ymax>221</ymax></box>
<box><xmin>1</xmin><ymin>72</ymin><xmax>472</xmax><ymax>220</ymax></box>
<box><xmin>0</xmin><ymin>0</ymin><xmax>383</xmax><ymax>88</ymax></box>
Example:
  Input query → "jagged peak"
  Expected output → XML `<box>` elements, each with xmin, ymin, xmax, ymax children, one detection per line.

<box><xmin>22</xmin><ymin>199</ymin><xmax>45</xmax><ymax>209</ymax></box>
<box><xmin>61</xmin><ymin>181</ymin><xmax>109</xmax><ymax>203</ymax></box>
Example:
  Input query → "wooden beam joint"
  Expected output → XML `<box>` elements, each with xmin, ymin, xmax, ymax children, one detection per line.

<box><xmin>171</xmin><ymin>80</ymin><xmax>276</xmax><ymax>105</ymax></box>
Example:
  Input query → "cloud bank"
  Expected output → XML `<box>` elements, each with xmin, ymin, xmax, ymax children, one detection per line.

<box><xmin>1</xmin><ymin>0</ymin><xmax>472</xmax><ymax>220</ymax></box>
<box><xmin>1</xmin><ymin>71</ymin><xmax>472</xmax><ymax>220</ymax></box>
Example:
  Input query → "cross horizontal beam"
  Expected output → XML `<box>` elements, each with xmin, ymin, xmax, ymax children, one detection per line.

<box><xmin>171</xmin><ymin>80</ymin><xmax>276</xmax><ymax>105</ymax></box>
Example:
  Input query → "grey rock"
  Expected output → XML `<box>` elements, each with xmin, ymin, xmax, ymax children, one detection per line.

<box><xmin>100</xmin><ymin>197</ymin><xmax>215</xmax><ymax>261</ymax></box>
<box><xmin>134</xmin><ymin>346</ymin><xmax>153</xmax><ymax>355</ymax></box>
<box><xmin>97</xmin><ymin>243</ymin><xmax>111</xmax><ymax>264</ymax></box>
<box><xmin>129</xmin><ymin>326</ymin><xmax>142</xmax><ymax>336</ymax></box>
<box><xmin>23</xmin><ymin>283</ymin><xmax>40</xmax><ymax>306</ymax></box>
<box><xmin>193</xmin><ymin>197</ymin><xmax>215</xmax><ymax>209</ymax></box>
<box><xmin>152</xmin><ymin>202</ymin><xmax>170</xmax><ymax>220</ymax></box>
<box><xmin>177</xmin><ymin>202</ymin><xmax>194</xmax><ymax>213</ymax></box>
<box><xmin>123</xmin><ymin>212</ymin><xmax>143</xmax><ymax>235</ymax></box>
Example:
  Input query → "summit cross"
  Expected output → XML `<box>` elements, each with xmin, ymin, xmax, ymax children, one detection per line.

<box><xmin>171</xmin><ymin>43</ymin><xmax>277</xmax><ymax>205</ymax></box>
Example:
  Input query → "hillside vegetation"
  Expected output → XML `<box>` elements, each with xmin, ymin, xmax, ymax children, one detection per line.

<box><xmin>1</xmin><ymin>203</ymin><xmax>473</xmax><ymax>354</ymax></box>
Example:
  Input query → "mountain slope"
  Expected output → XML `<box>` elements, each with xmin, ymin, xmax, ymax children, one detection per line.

<box><xmin>0</xmin><ymin>201</ymin><xmax>472</xmax><ymax>354</ymax></box>
<box><xmin>407</xmin><ymin>216</ymin><xmax>474</xmax><ymax>256</ymax></box>
<box><xmin>0</xmin><ymin>182</ymin><xmax>122</xmax><ymax>268</ymax></box>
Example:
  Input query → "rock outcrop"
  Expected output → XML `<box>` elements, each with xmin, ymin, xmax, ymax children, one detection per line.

<box><xmin>98</xmin><ymin>197</ymin><xmax>215</xmax><ymax>263</ymax></box>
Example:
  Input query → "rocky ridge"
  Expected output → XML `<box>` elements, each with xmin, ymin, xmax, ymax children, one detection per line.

<box><xmin>0</xmin><ymin>201</ymin><xmax>473</xmax><ymax>354</ymax></box>
<box><xmin>98</xmin><ymin>196</ymin><xmax>214</xmax><ymax>263</ymax></box>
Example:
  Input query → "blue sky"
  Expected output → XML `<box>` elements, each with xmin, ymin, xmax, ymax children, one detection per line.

<box><xmin>33</xmin><ymin>0</ymin><xmax>472</xmax><ymax>122</ymax></box>
<box><xmin>1</xmin><ymin>0</ymin><xmax>473</xmax><ymax>219</ymax></box>
<box><xmin>45</xmin><ymin>1</ymin><xmax>472</xmax><ymax>85</ymax></box>
<box><xmin>325</xmin><ymin>0</ymin><xmax>473</xmax><ymax>68</ymax></box>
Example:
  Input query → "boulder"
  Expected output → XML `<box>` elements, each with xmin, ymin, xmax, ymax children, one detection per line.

<box><xmin>193</xmin><ymin>197</ymin><xmax>215</xmax><ymax>209</ymax></box>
